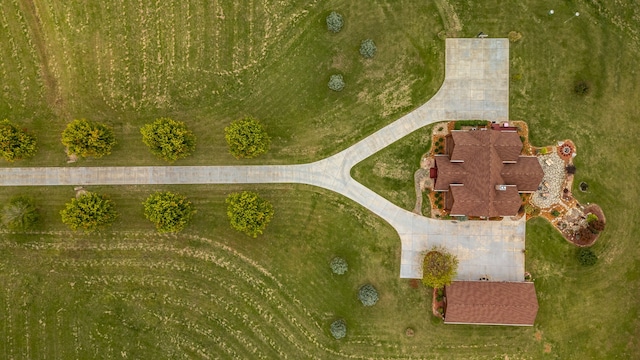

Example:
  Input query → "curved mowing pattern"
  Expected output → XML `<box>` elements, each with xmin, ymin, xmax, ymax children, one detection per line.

<box><xmin>0</xmin><ymin>232</ymin><xmax>432</xmax><ymax>359</ymax></box>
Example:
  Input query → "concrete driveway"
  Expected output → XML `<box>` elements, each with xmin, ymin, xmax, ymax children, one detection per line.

<box><xmin>0</xmin><ymin>39</ymin><xmax>523</xmax><ymax>281</ymax></box>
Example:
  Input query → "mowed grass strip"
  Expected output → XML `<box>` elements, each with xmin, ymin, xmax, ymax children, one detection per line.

<box><xmin>1</xmin><ymin>0</ymin><xmax>444</xmax><ymax>167</ymax></box>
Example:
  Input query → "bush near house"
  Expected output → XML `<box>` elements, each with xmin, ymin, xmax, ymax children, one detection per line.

<box><xmin>421</xmin><ymin>247</ymin><xmax>459</xmax><ymax>289</ymax></box>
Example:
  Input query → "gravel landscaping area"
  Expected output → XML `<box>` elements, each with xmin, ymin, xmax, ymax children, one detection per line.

<box><xmin>531</xmin><ymin>152</ymin><xmax>565</xmax><ymax>209</ymax></box>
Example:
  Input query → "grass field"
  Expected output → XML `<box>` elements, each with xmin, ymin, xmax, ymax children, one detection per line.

<box><xmin>0</xmin><ymin>0</ymin><xmax>443</xmax><ymax>166</ymax></box>
<box><xmin>1</xmin><ymin>0</ymin><xmax>640</xmax><ymax>359</ymax></box>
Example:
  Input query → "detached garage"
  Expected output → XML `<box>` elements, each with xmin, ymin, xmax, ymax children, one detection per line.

<box><xmin>444</xmin><ymin>281</ymin><xmax>538</xmax><ymax>326</ymax></box>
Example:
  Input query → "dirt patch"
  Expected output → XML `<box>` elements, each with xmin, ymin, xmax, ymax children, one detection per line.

<box><xmin>534</xmin><ymin>330</ymin><xmax>543</xmax><ymax>341</ymax></box>
<box><xmin>544</xmin><ymin>343</ymin><xmax>552</xmax><ymax>353</ymax></box>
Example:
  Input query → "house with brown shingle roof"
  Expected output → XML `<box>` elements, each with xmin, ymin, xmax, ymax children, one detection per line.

<box><xmin>433</xmin><ymin>127</ymin><xmax>543</xmax><ymax>217</ymax></box>
<box><xmin>444</xmin><ymin>281</ymin><xmax>539</xmax><ymax>326</ymax></box>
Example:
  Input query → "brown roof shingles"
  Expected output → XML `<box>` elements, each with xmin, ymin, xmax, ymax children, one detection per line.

<box><xmin>444</xmin><ymin>281</ymin><xmax>539</xmax><ymax>326</ymax></box>
<box><xmin>434</xmin><ymin>128</ymin><xmax>543</xmax><ymax>217</ymax></box>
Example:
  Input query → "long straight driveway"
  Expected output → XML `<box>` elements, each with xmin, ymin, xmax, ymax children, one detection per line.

<box><xmin>0</xmin><ymin>39</ymin><xmax>524</xmax><ymax>281</ymax></box>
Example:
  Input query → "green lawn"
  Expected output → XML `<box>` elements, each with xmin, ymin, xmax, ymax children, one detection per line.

<box><xmin>0</xmin><ymin>0</ymin><xmax>443</xmax><ymax>166</ymax></box>
<box><xmin>1</xmin><ymin>0</ymin><xmax>640</xmax><ymax>359</ymax></box>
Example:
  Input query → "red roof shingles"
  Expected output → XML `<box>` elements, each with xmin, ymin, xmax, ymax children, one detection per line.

<box><xmin>444</xmin><ymin>281</ymin><xmax>539</xmax><ymax>326</ymax></box>
<box><xmin>435</xmin><ymin>128</ymin><xmax>543</xmax><ymax>217</ymax></box>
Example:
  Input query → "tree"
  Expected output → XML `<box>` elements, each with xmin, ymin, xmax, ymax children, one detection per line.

<box><xmin>61</xmin><ymin>119</ymin><xmax>116</xmax><ymax>158</ymax></box>
<box><xmin>328</xmin><ymin>74</ymin><xmax>345</xmax><ymax>92</ymax></box>
<box><xmin>421</xmin><ymin>247</ymin><xmax>459</xmax><ymax>289</ymax></box>
<box><xmin>143</xmin><ymin>191</ymin><xmax>196</xmax><ymax>233</ymax></box>
<box><xmin>140</xmin><ymin>118</ymin><xmax>196</xmax><ymax>161</ymax></box>
<box><xmin>0</xmin><ymin>119</ymin><xmax>37</xmax><ymax>162</ymax></box>
<box><xmin>224</xmin><ymin>117</ymin><xmax>271</xmax><ymax>159</ymax></box>
<box><xmin>330</xmin><ymin>319</ymin><xmax>347</xmax><ymax>339</ymax></box>
<box><xmin>358</xmin><ymin>283</ymin><xmax>379</xmax><ymax>306</ymax></box>
<box><xmin>326</xmin><ymin>11</ymin><xmax>344</xmax><ymax>33</ymax></box>
<box><xmin>226</xmin><ymin>191</ymin><xmax>274</xmax><ymax>237</ymax></box>
<box><xmin>578</xmin><ymin>248</ymin><xmax>598</xmax><ymax>266</ymax></box>
<box><xmin>359</xmin><ymin>39</ymin><xmax>377</xmax><ymax>58</ymax></box>
<box><xmin>60</xmin><ymin>192</ymin><xmax>117</xmax><ymax>231</ymax></box>
<box><xmin>1</xmin><ymin>196</ymin><xmax>39</xmax><ymax>231</ymax></box>
<box><xmin>330</xmin><ymin>257</ymin><xmax>348</xmax><ymax>275</ymax></box>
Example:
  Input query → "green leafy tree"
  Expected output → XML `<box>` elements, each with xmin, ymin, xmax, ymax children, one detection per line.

<box><xmin>359</xmin><ymin>39</ymin><xmax>377</xmax><ymax>58</ymax></box>
<box><xmin>141</xmin><ymin>118</ymin><xmax>196</xmax><ymax>161</ymax></box>
<box><xmin>224</xmin><ymin>117</ymin><xmax>271</xmax><ymax>159</ymax></box>
<box><xmin>61</xmin><ymin>119</ymin><xmax>116</xmax><ymax>158</ymax></box>
<box><xmin>1</xmin><ymin>196</ymin><xmax>39</xmax><ymax>231</ymax></box>
<box><xmin>143</xmin><ymin>191</ymin><xmax>195</xmax><ymax>233</ymax></box>
<box><xmin>226</xmin><ymin>191</ymin><xmax>274</xmax><ymax>237</ymax></box>
<box><xmin>60</xmin><ymin>192</ymin><xmax>117</xmax><ymax>231</ymax></box>
<box><xmin>0</xmin><ymin>119</ymin><xmax>37</xmax><ymax>162</ymax></box>
<box><xmin>326</xmin><ymin>11</ymin><xmax>344</xmax><ymax>33</ymax></box>
<box><xmin>421</xmin><ymin>247</ymin><xmax>459</xmax><ymax>289</ymax></box>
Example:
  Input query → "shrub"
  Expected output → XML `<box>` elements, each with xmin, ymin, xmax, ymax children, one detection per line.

<box><xmin>226</xmin><ymin>191</ymin><xmax>274</xmax><ymax>237</ymax></box>
<box><xmin>1</xmin><ymin>196</ymin><xmax>39</xmax><ymax>231</ymax></box>
<box><xmin>225</xmin><ymin>117</ymin><xmax>271</xmax><ymax>159</ymax></box>
<box><xmin>61</xmin><ymin>192</ymin><xmax>117</xmax><ymax>231</ymax></box>
<box><xmin>0</xmin><ymin>119</ymin><xmax>37</xmax><ymax>162</ymax></box>
<box><xmin>359</xmin><ymin>39</ymin><xmax>377</xmax><ymax>58</ymax></box>
<box><xmin>326</xmin><ymin>11</ymin><xmax>344</xmax><ymax>33</ymax></box>
<box><xmin>330</xmin><ymin>257</ymin><xmax>348</xmax><ymax>275</ymax></box>
<box><xmin>566</xmin><ymin>164</ymin><xmax>576</xmax><ymax>174</ymax></box>
<box><xmin>141</xmin><ymin>118</ymin><xmax>196</xmax><ymax>161</ymax></box>
<box><xmin>524</xmin><ymin>204</ymin><xmax>535</xmax><ymax>215</ymax></box>
<box><xmin>358</xmin><ymin>283</ymin><xmax>379</xmax><ymax>306</ymax></box>
<box><xmin>539</xmin><ymin>147</ymin><xmax>548</xmax><ymax>155</ymax></box>
<box><xmin>330</xmin><ymin>319</ymin><xmax>346</xmax><ymax>339</ymax></box>
<box><xmin>328</xmin><ymin>74</ymin><xmax>345</xmax><ymax>92</ymax></box>
<box><xmin>574</xmin><ymin>80</ymin><xmax>591</xmax><ymax>96</ymax></box>
<box><xmin>551</xmin><ymin>210</ymin><xmax>561</xmax><ymax>217</ymax></box>
<box><xmin>62</xmin><ymin>119</ymin><xmax>116</xmax><ymax>158</ymax></box>
<box><xmin>143</xmin><ymin>191</ymin><xmax>196</xmax><ymax>233</ymax></box>
<box><xmin>578</xmin><ymin>248</ymin><xmax>598</xmax><ymax>266</ymax></box>
<box><xmin>421</xmin><ymin>247</ymin><xmax>458</xmax><ymax>288</ymax></box>
<box><xmin>588</xmin><ymin>219</ymin><xmax>605</xmax><ymax>234</ymax></box>
<box><xmin>586</xmin><ymin>213</ymin><xmax>599</xmax><ymax>223</ymax></box>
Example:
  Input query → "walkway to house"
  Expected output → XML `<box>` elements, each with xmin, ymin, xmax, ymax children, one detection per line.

<box><xmin>0</xmin><ymin>39</ymin><xmax>523</xmax><ymax>281</ymax></box>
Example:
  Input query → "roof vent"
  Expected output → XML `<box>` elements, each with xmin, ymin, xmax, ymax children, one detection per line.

<box><xmin>495</xmin><ymin>184</ymin><xmax>507</xmax><ymax>191</ymax></box>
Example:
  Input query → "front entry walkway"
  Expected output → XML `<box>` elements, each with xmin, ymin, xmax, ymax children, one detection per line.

<box><xmin>0</xmin><ymin>39</ymin><xmax>523</xmax><ymax>281</ymax></box>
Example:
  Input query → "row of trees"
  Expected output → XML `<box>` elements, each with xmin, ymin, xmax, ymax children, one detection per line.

<box><xmin>0</xmin><ymin>117</ymin><xmax>271</xmax><ymax>162</ymax></box>
<box><xmin>1</xmin><ymin>191</ymin><xmax>274</xmax><ymax>236</ymax></box>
